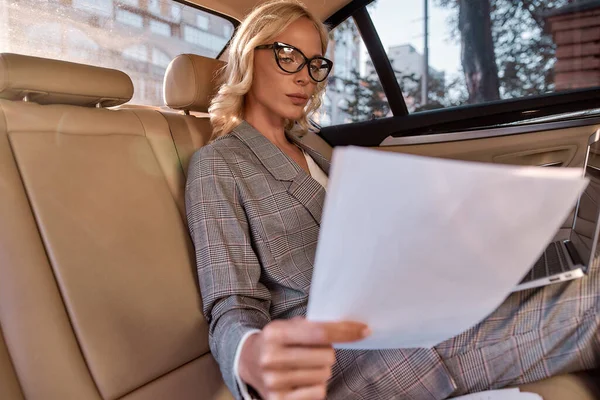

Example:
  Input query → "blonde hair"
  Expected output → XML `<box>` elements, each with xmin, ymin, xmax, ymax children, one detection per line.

<box><xmin>209</xmin><ymin>0</ymin><xmax>329</xmax><ymax>140</ymax></box>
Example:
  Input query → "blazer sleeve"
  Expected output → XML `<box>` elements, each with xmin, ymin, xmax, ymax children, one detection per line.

<box><xmin>185</xmin><ymin>145</ymin><xmax>272</xmax><ymax>398</ymax></box>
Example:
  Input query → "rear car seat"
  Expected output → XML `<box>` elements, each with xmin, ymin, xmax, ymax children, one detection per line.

<box><xmin>1</xmin><ymin>51</ymin><xmax>598</xmax><ymax>400</ymax></box>
<box><xmin>0</xmin><ymin>327</ymin><xmax>23</xmax><ymax>400</ymax></box>
<box><xmin>0</xmin><ymin>53</ymin><xmax>232</xmax><ymax>400</ymax></box>
<box><xmin>117</xmin><ymin>53</ymin><xmax>224</xmax><ymax>222</ymax></box>
<box><xmin>161</xmin><ymin>54</ymin><xmax>225</xmax><ymax>176</ymax></box>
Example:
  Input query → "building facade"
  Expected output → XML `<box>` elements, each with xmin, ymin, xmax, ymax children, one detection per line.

<box><xmin>318</xmin><ymin>23</ymin><xmax>362</xmax><ymax>126</ymax></box>
<box><xmin>0</xmin><ymin>0</ymin><xmax>233</xmax><ymax>106</ymax></box>
<box><xmin>546</xmin><ymin>1</ymin><xmax>600</xmax><ymax>91</ymax></box>
<box><xmin>366</xmin><ymin>44</ymin><xmax>444</xmax><ymax>111</ymax></box>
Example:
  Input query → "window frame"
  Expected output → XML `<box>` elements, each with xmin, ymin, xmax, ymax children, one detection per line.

<box><xmin>149</xmin><ymin>19</ymin><xmax>172</xmax><ymax>36</ymax></box>
<box><xmin>115</xmin><ymin>9</ymin><xmax>144</xmax><ymax>28</ymax></box>
<box><xmin>320</xmin><ymin>0</ymin><xmax>600</xmax><ymax>146</ymax></box>
<box><xmin>325</xmin><ymin>0</ymin><xmax>407</xmax><ymax>118</ymax></box>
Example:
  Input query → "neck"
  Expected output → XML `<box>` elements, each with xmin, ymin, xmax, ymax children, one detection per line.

<box><xmin>244</xmin><ymin>96</ymin><xmax>290</xmax><ymax>147</ymax></box>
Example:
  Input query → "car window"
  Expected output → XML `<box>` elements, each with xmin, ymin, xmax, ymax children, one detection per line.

<box><xmin>333</xmin><ymin>0</ymin><xmax>600</xmax><ymax>118</ymax></box>
<box><xmin>316</xmin><ymin>18</ymin><xmax>391</xmax><ymax>127</ymax></box>
<box><xmin>0</xmin><ymin>0</ymin><xmax>235</xmax><ymax>106</ymax></box>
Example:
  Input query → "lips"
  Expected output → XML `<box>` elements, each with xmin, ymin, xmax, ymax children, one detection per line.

<box><xmin>287</xmin><ymin>93</ymin><xmax>309</xmax><ymax>106</ymax></box>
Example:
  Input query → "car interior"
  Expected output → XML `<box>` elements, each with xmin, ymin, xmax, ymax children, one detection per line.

<box><xmin>1</xmin><ymin>0</ymin><xmax>600</xmax><ymax>399</ymax></box>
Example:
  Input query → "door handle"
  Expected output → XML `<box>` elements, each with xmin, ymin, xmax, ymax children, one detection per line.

<box><xmin>538</xmin><ymin>161</ymin><xmax>563</xmax><ymax>167</ymax></box>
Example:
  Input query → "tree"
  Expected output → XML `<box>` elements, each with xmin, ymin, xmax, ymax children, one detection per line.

<box><xmin>337</xmin><ymin>66</ymin><xmax>468</xmax><ymax>119</ymax></box>
<box><xmin>388</xmin><ymin>62</ymin><xmax>468</xmax><ymax>112</ymax></box>
<box><xmin>407</xmin><ymin>74</ymin><xmax>469</xmax><ymax>112</ymax></box>
<box><xmin>328</xmin><ymin>18</ymin><xmax>394</xmax><ymax>121</ymax></box>
<box><xmin>326</xmin><ymin>3</ymin><xmax>468</xmax><ymax>121</ymax></box>
<box><xmin>435</xmin><ymin>0</ymin><xmax>573</xmax><ymax>100</ymax></box>
<box><xmin>490</xmin><ymin>0</ymin><xmax>572</xmax><ymax>97</ymax></box>
<box><xmin>336</xmin><ymin>69</ymin><xmax>391</xmax><ymax>122</ymax></box>
<box><xmin>329</xmin><ymin>18</ymin><xmax>360</xmax><ymax>49</ymax></box>
<box><xmin>458</xmin><ymin>0</ymin><xmax>500</xmax><ymax>103</ymax></box>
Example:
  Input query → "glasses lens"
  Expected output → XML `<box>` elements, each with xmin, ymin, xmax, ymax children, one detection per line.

<box><xmin>309</xmin><ymin>58</ymin><xmax>331</xmax><ymax>82</ymax></box>
<box><xmin>276</xmin><ymin>46</ymin><xmax>304</xmax><ymax>73</ymax></box>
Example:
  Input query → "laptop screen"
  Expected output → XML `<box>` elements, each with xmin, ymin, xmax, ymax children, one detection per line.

<box><xmin>571</xmin><ymin>130</ymin><xmax>600</xmax><ymax>270</ymax></box>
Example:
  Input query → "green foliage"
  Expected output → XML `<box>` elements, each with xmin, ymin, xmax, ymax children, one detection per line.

<box><xmin>435</xmin><ymin>0</ymin><xmax>572</xmax><ymax>98</ymax></box>
<box><xmin>336</xmin><ymin>69</ymin><xmax>391</xmax><ymax>122</ymax></box>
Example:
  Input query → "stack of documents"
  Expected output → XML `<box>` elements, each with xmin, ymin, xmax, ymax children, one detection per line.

<box><xmin>307</xmin><ymin>146</ymin><xmax>588</xmax><ymax>349</ymax></box>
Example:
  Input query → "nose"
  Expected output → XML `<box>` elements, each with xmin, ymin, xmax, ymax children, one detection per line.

<box><xmin>295</xmin><ymin>63</ymin><xmax>311</xmax><ymax>85</ymax></box>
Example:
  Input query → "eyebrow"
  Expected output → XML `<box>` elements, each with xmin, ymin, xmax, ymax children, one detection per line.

<box><xmin>282</xmin><ymin>42</ymin><xmax>323</xmax><ymax>58</ymax></box>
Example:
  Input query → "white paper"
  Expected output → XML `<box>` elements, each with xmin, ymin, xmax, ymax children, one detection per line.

<box><xmin>306</xmin><ymin>146</ymin><xmax>588</xmax><ymax>349</ymax></box>
<box><xmin>449</xmin><ymin>388</ymin><xmax>542</xmax><ymax>400</ymax></box>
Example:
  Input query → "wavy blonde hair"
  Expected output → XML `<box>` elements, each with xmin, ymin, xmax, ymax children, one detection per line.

<box><xmin>209</xmin><ymin>0</ymin><xmax>329</xmax><ymax>140</ymax></box>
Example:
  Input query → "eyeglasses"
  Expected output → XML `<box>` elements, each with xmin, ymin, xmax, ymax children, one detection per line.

<box><xmin>255</xmin><ymin>42</ymin><xmax>333</xmax><ymax>83</ymax></box>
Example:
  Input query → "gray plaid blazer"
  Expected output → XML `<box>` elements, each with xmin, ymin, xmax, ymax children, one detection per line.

<box><xmin>185</xmin><ymin>121</ymin><xmax>600</xmax><ymax>399</ymax></box>
<box><xmin>185</xmin><ymin>121</ymin><xmax>456</xmax><ymax>399</ymax></box>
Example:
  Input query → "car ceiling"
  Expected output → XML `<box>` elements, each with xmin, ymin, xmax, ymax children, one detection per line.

<box><xmin>186</xmin><ymin>0</ymin><xmax>352</xmax><ymax>22</ymax></box>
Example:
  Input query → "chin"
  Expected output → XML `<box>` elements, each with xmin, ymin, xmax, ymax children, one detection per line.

<box><xmin>281</xmin><ymin>108</ymin><xmax>304</xmax><ymax>122</ymax></box>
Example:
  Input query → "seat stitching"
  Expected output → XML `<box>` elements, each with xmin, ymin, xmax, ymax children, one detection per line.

<box><xmin>130</xmin><ymin>109</ymin><xmax>187</xmax><ymax>222</ymax></box>
<box><xmin>161</xmin><ymin>112</ymin><xmax>187</xmax><ymax>178</ymax></box>
<box><xmin>115</xmin><ymin>353</ymin><xmax>214</xmax><ymax>399</ymax></box>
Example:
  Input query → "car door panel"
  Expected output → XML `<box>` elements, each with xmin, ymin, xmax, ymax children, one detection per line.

<box><xmin>376</xmin><ymin>123</ymin><xmax>600</xmax><ymax>170</ymax></box>
<box><xmin>372</xmin><ymin>122</ymin><xmax>600</xmax><ymax>232</ymax></box>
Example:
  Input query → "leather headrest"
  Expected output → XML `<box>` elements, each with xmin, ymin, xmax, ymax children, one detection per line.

<box><xmin>163</xmin><ymin>54</ymin><xmax>225</xmax><ymax>113</ymax></box>
<box><xmin>0</xmin><ymin>53</ymin><xmax>133</xmax><ymax>107</ymax></box>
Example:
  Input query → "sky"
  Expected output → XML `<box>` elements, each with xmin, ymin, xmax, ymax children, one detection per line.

<box><xmin>365</xmin><ymin>0</ymin><xmax>462</xmax><ymax>78</ymax></box>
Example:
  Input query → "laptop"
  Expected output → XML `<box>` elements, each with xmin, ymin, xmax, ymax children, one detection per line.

<box><xmin>514</xmin><ymin>129</ymin><xmax>600</xmax><ymax>292</ymax></box>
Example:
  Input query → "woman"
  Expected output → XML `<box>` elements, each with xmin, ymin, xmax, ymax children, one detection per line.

<box><xmin>185</xmin><ymin>1</ymin><xmax>600</xmax><ymax>399</ymax></box>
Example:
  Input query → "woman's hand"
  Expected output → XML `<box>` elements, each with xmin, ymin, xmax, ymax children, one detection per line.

<box><xmin>238</xmin><ymin>317</ymin><xmax>370</xmax><ymax>400</ymax></box>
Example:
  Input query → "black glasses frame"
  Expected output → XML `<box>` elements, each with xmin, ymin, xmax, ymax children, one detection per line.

<box><xmin>255</xmin><ymin>42</ymin><xmax>333</xmax><ymax>82</ymax></box>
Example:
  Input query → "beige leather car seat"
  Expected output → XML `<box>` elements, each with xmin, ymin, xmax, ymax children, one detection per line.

<box><xmin>161</xmin><ymin>54</ymin><xmax>225</xmax><ymax>177</ymax></box>
<box><xmin>0</xmin><ymin>53</ymin><xmax>231</xmax><ymax>400</ymax></box>
<box><xmin>1</xmin><ymin>51</ymin><xmax>598</xmax><ymax>400</ymax></box>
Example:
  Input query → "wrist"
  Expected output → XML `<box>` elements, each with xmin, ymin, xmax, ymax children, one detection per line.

<box><xmin>239</xmin><ymin>331</ymin><xmax>262</xmax><ymax>389</ymax></box>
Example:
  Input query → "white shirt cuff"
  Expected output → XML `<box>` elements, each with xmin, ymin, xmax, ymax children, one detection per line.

<box><xmin>234</xmin><ymin>329</ymin><xmax>261</xmax><ymax>400</ymax></box>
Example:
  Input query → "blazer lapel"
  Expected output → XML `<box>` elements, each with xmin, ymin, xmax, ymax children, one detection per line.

<box><xmin>231</xmin><ymin>121</ymin><xmax>300</xmax><ymax>181</ymax></box>
<box><xmin>286</xmin><ymin>127</ymin><xmax>331</xmax><ymax>175</ymax></box>
<box><xmin>288</xmin><ymin>173</ymin><xmax>326</xmax><ymax>226</ymax></box>
<box><xmin>231</xmin><ymin>121</ymin><xmax>328</xmax><ymax>225</ymax></box>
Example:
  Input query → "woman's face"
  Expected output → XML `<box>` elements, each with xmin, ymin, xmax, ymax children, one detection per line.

<box><xmin>247</xmin><ymin>17</ymin><xmax>323</xmax><ymax>123</ymax></box>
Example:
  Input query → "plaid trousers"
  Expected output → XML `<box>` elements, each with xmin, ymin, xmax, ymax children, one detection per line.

<box><xmin>436</xmin><ymin>264</ymin><xmax>600</xmax><ymax>396</ymax></box>
<box><xmin>186</xmin><ymin>121</ymin><xmax>600</xmax><ymax>400</ymax></box>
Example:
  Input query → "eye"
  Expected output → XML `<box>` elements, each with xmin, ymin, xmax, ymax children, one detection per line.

<box><xmin>310</xmin><ymin>60</ymin><xmax>329</xmax><ymax>73</ymax></box>
<box><xmin>279</xmin><ymin>46</ymin><xmax>304</xmax><ymax>62</ymax></box>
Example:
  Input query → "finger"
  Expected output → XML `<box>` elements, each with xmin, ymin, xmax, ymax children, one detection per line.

<box><xmin>317</xmin><ymin>321</ymin><xmax>371</xmax><ymax>344</ymax></box>
<box><xmin>262</xmin><ymin>367</ymin><xmax>331</xmax><ymax>391</ymax></box>
<box><xmin>286</xmin><ymin>384</ymin><xmax>328</xmax><ymax>400</ymax></box>
<box><xmin>264</xmin><ymin>319</ymin><xmax>369</xmax><ymax>346</ymax></box>
<box><xmin>260</xmin><ymin>346</ymin><xmax>335</xmax><ymax>370</ymax></box>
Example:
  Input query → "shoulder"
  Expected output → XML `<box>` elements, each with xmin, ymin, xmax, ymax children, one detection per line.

<box><xmin>187</xmin><ymin>134</ymin><xmax>250</xmax><ymax>179</ymax></box>
<box><xmin>185</xmin><ymin>137</ymin><xmax>243</xmax><ymax>209</ymax></box>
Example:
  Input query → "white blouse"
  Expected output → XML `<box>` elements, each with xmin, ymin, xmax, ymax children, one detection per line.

<box><xmin>302</xmin><ymin>149</ymin><xmax>328</xmax><ymax>189</ymax></box>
